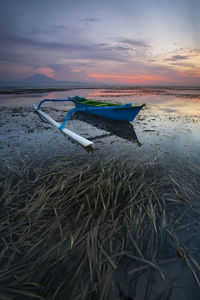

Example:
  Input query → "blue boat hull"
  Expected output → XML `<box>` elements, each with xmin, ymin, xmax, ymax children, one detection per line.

<box><xmin>74</xmin><ymin>102</ymin><xmax>143</xmax><ymax>122</ymax></box>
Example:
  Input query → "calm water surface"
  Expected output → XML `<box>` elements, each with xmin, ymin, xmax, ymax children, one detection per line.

<box><xmin>0</xmin><ymin>86</ymin><xmax>199</xmax><ymax>165</ymax></box>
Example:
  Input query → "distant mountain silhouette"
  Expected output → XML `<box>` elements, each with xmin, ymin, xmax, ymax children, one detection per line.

<box><xmin>0</xmin><ymin>74</ymin><xmax>85</xmax><ymax>86</ymax></box>
<box><xmin>17</xmin><ymin>74</ymin><xmax>60</xmax><ymax>84</ymax></box>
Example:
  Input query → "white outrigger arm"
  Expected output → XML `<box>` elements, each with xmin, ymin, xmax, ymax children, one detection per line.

<box><xmin>33</xmin><ymin>99</ymin><xmax>94</xmax><ymax>149</ymax></box>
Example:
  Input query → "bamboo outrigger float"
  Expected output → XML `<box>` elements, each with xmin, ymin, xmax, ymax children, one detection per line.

<box><xmin>33</xmin><ymin>96</ymin><xmax>145</xmax><ymax>148</ymax></box>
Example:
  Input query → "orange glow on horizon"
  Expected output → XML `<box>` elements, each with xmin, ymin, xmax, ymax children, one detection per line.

<box><xmin>88</xmin><ymin>73</ymin><xmax>175</xmax><ymax>84</ymax></box>
<box><xmin>181</xmin><ymin>70</ymin><xmax>200</xmax><ymax>77</ymax></box>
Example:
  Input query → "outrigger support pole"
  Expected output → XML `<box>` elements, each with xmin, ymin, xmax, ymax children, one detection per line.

<box><xmin>59</xmin><ymin>108</ymin><xmax>79</xmax><ymax>130</ymax></box>
<box><xmin>33</xmin><ymin>100</ymin><xmax>93</xmax><ymax>148</ymax></box>
<box><xmin>35</xmin><ymin>98</ymin><xmax>74</xmax><ymax>110</ymax></box>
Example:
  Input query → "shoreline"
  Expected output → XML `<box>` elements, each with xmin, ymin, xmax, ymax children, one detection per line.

<box><xmin>1</xmin><ymin>85</ymin><xmax>200</xmax><ymax>98</ymax></box>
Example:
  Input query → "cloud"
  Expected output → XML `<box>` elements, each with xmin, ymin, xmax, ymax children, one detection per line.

<box><xmin>36</xmin><ymin>67</ymin><xmax>55</xmax><ymax>77</ymax></box>
<box><xmin>31</xmin><ymin>25</ymin><xmax>68</xmax><ymax>35</ymax></box>
<box><xmin>80</xmin><ymin>17</ymin><xmax>101</xmax><ymax>27</ymax></box>
<box><xmin>0</xmin><ymin>60</ymin><xmax>33</xmax><ymax>80</ymax></box>
<box><xmin>0</xmin><ymin>34</ymin><xmax>132</xmax><ymax>66</ymax></box>
<box><xmin>82</xmin><ymin>18</ymin><xmax>100</xmax><ymax>22</ymax></box>
<box><xmin>167</xmin><ymin>55</ymin><xmax>189</xmax><ymax>61</ymax></box>
<box><xmin>47</xmin><ymin>64</ymin><xmax>90</xmax><ymax>82</ymax></box>
<box><xmin>119</xmin><ymin>39</ymin><xmax>149</xmax><ymax>48</ymax></box>
<box><xmin>0</xmin><ymin>34</ymin><xmax>90</xmax><ymax>53</ymax></box>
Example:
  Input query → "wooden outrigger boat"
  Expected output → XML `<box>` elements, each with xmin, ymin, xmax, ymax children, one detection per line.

<box><xmin>33</xmin><ymin>96</ymin><xmax>145</xmax><ymax>148</ymax></box>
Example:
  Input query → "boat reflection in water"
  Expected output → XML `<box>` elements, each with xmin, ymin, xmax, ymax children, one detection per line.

<box><xmin>76</xmin><ymin>112</ymin><xmax>141</xmax><ymax>146</ymax></box>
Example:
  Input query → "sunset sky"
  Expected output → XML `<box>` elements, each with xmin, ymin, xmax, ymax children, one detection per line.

<box><xmin>0</xmin><ymin>0</ymin><xmax>200</xmax><ymax>85</ymax></box>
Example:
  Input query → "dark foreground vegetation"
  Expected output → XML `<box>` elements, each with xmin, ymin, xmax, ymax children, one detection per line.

<box><xmin>0</xmin><ymin>156</ymin><xmax>200</xmax><ymax>299</ymax></box>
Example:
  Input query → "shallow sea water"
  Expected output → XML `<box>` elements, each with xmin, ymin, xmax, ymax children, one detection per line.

<box><xmin>0</xmin><ymin>87</ymin><xmax>199</xmax><ymax>165</ymax></box>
